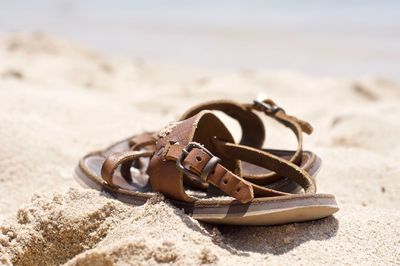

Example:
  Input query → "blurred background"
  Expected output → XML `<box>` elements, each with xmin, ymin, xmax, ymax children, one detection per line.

<box><xmin>0</xmin><ymin>0</ymin><xmax>399</xmax><ymax>80</ymax></box>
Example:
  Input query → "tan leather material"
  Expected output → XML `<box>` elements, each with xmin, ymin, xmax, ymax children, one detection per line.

<box><xmin>241</xmin><ymin>109</ymin><xmax>304</xmax><ymax>183</ymax></box>
<box><xmin>112</xmin><ymin>99</ymin><xmax>314</xmax><ymax>189</ymax></box>
<box><xmin>160</xmin><ymin>143</ymin><xmax>296</xmax><ymax>200</ymax></box>
<box><xmin>162</xmin><ymin>143</ymin><xmax>183</xmax><ymax>160</ymax></box>
<box><xmin>178</xmin><ymin>98</ymin><xmax>313</xmax><ymax>186</ymax></box>
<box><xmin>182</xmin><ymin>148</ymin><xmax>210</xmax><ymax>174</ymax></box>
<box><xmin>206</xmin><ymin>164</ymin><xmax>254</xmax><ymax>203</ymax></box>
<box><xmin>211</xmin><ymin>138</ymin><xmax>316</xmax><ymax>194</ymax></box>
<box><xmin>120</xmin><ymin>133</ymin><xmax>157</xmax><ymax>181</ymax></box>
<box><xmin>99</xmin><ymin>98</ymin><xmax>317</xmax><ymax>205</ymax></box>
<box><xmin>158</xmin><ymin>140</ymin><xmax>311</xmax><ymax>202</ymax></box>
<box><xmin>238</xmin><ymin>100</ymin><xmax>313</xmax><ymax>184</ymax></box>
<box><xmin>75</xmin><ymin>97</ymin><xmax>340</xmax><ymax>226</ymax></box>
<box><xmin>148</xmin><ymin>146</ymin><xmax>196</xmax><ymax>202</ymax></box>
<box><xmin>180</xmin><ymin>100</ymin><xmax>265</xmax><ymax>148</ymax></box>
<box><xmin>148</xmin><ymin>111</ymin><xmax>248</xmax><ymax>202</ymax></box>
<box><xmin>147</xmin><ymin>110</ymin><xmax>316</xmax><ymax>203</ymax></box>
<box><xmin>162</xmin><ymin>144</ymin><xmax>255</xmax><ymax>203</ymax></box>
<box><xmin>101</xmin><ymin>150</ymin><xmax>154</xmax><ymax>186</ymax></box>
<box><xmin>178</xmin><ymin>146</ymin><xmax>255</xmax><ymax>203</ymax></box>
<box><xmin>148</xmin><ymin>116</ymin><xmax>198</xmax><ymax>203</ymax></box>
<box><xmin>155</xmin><ymin>111</ymin><xmax>239</xmax><ymax>171</ymax></box>
<box><xmin>120</xmin><ymin>161</ymin><xmax>135</xmax><ymax>182</ymax></box>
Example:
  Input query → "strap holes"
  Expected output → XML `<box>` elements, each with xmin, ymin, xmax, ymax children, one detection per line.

<box><xmin>196</xmin><ymin>156</ymin><xmax>202</xmax><ymax>162</ymax></box>
<box><xmin>211</xmin><ymin>170</ymin><xmax>215</xmax><ymax>175</ymax></box>
<box><xmin>236</xmin><ymin>187</ymin><xmax>241</xmax><ymax>193</ymax></box>
<box><xmin>223</xmin><ymin>179</ymin><xmax>228</xmax><ymax>184</ymax></box>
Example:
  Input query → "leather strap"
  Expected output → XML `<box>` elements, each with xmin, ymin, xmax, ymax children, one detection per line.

<box><xmin>160</xmin><ymin>142</ymin><xmax>255</xmax><ymax>203</ymax></box>
<box><xmin>99</xmin><ymin>98</ymin><xmax>316</xmax><ymax>204</ymax></box>
<box><xmin>146</xmin><ymin>111</ymin><xmax>315</xmax><ymax>203</ymax></box>
<box><xmin>101</xmin><ymin>150</ymin><xmax>153</xmax><ymax>186</ymax></box>
<box><xmin>120</xmin><ymin>98</ymin><xmax>313</xmax><ymax>187</ymax></box>
<box><xmin>243</xmin><ymin>98</ymin><xmax>313</xmax><ymax>184</ymax></box>
<box><xmin>147</xmin><ymin>139</ymin><xmax>315</xmax><ymax>203</ymax></box>
<box><xmin>210</xmin><ymin>138</ymin><xmax>316</xmax><ymax>195</ymax></box>
<box><xmin>121</xmin><ymin>133</ymin><xmax>157</xmax><ymax>182</ymax></box>
<box><xmin>181</xmin><ymin>98</ymin><xmax>313</xmax><ymax>185</ymax></box>
<box><xmin>180</xmin><ymin>100</ymin><xmax>265</xmax><ymax>148</ymax></box>
<box><xmin>148</xmin><ymin>111</ymin><xmax>239</xmax><ymax>202</ymax></box>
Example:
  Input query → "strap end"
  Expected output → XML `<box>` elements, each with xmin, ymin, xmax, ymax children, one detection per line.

<box><xmin>233</xmin><ymin>181</ymin><xmax>254</xmax><ymax>204</ymax></box>
<box><xmin>299</xmin><ymin>120</ymin><xmax>313</xmax><ymax>134</ymax></box>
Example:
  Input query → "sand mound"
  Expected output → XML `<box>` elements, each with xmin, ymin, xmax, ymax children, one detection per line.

<box><xmin>0</xmin><ymin>34</ymin><xmax>399</xmax><ymax>265</ymax></box>
<box><xmin>1</xmin><ymin>189</ymin><xmax>398</xmax><ymax>265</ymax></box>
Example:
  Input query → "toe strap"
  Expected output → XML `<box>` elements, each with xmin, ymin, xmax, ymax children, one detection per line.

<box><xmin>101</xmin><ymin>150</ymin><xmax>153</xmax><ymax>187</ymax></box>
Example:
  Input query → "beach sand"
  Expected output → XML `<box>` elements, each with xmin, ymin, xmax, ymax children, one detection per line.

<box><xmin>0</xmin><ymin>34</ymin><xmax>399</xmax><ymax>265</ymax></box>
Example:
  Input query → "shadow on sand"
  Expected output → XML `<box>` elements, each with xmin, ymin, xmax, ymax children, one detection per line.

<box><xmin>217</xmin><ymin>216</ymin><xmax>339</xmax><ymax>256</ymax></box>
<box><xmin>171</xmin><ymin>200</ymin><xmax>339</xmax><ymax>257</ymax></box>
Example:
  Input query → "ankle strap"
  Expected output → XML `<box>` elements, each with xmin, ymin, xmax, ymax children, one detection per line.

<box><xmin>243</xmin><ymin>97</ymin><xmax>313</xmax><ymax>184</ymax></box>
<box><xmin>181</xmin><ymin>97</ymin><xmax>313</xmax><ymax>185</ymax></box>
<box><xmin>180</xmin><ymin>100</ymin><xmax>265</xmax><ymax>148</ymax></box>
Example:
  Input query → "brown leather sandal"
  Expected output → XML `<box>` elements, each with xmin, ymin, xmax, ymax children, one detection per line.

<box><xmin>75</xmin><ymin>98</ymin><xmax>338</xmax><ymax>225</ymax></box>
<box><xmin>78</xmin><ymin>97</ymin><xmax>320</xmax><ymax>191</ymax></box>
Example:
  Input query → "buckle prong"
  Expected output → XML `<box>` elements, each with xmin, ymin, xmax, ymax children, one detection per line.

<box><xmin>176</xmin><ymin>142</ymin><xmax>220</xmax><ymax>182</ymax></box>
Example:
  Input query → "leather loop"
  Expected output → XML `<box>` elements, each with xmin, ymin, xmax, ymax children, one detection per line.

<box><xmin>121</xmin><ymin>133</ymin><xmax>157</xmax><ymax>182</ymax></box>
<box><xmin>180</xmin><ymin>100</ymin><xmax>265</xmax><ymax>148</ymax></box>
<box><xmin>211</xmin><ymin>138</ymin><xmax>316</xmax><ymax>194</ymax></box>
<box><xmin>101</xmin><ymin>150</ymin><xmax>154</xmax><ymax>187</ymax></box>
<box><xmin>207</xmin><ymin>164</ymin><xmax>254</xmax><ymax>203</ymax></box>
<box><xmin>242</xmin><ymin>100</ymin><xmax>313</xmax><ymax>185</ymax></box>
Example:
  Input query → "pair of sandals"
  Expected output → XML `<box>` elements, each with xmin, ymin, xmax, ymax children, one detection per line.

<box><xmin>75</xmin><ymin>96</ymin><xmax>338</xmax><ymax>226</ymax></box>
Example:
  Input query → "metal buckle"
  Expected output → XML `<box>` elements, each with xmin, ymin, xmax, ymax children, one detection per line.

<box><xmin>253</xmin><ymin>94</ymin><xmax>285</xmax><ymax>115</ymax></box>
<box><xmin>176</xmin><ymin>142</ymin><xmax>221</xmax><ymax>182</ymax></box>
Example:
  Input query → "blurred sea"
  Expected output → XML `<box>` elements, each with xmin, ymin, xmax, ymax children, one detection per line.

<box><xmin>0</xmin><ymin>0</ymin><xmax>399</xmax><ymax>79</ymax></box>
